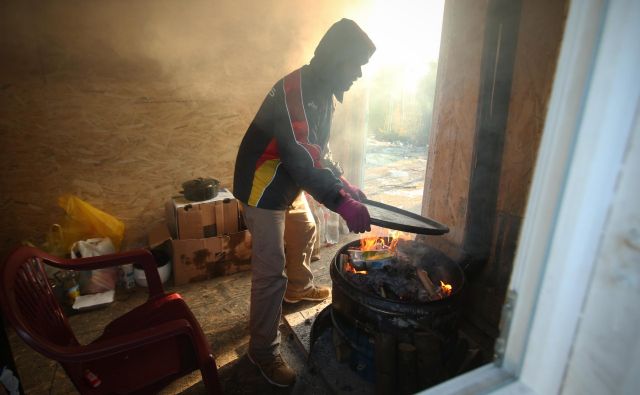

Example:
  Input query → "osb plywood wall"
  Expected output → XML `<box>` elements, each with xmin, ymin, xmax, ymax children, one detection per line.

<box><xmin>423</xmin><ymin>0</ymin><xmax>489</xmax><ymax>254</ymax></box>
<box><xmin>0</xmin><ymin>0</ymin><xmax>366</xmax><ymax>256</ymax></box>
<box><xmin>480</xmin><ymin>0</ymin><xmax>568</xmax><ymax>333</ymax></box>
<box><xmin>496</xmin><ymin>0</ymin><xmax>568</xmax><ymax>214</ymax></box>
<box><xmin>424</xmin><ymin>0</ymin><xmax>566</xmax><ymax>254</ymax></box>
<box><xmin>423</xmin><ymin>0</ymin><xmax>567</xmax><ymax>340</ymax></box>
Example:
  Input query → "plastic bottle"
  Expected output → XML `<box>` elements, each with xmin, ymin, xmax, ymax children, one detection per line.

<box><xmin>325</xmin><ymin>210</ymin><xmax>340</xmax><ymax>245</ymax></box>
<box><xmin>119</xmin><ymin>264</ymin><xmax>135</xmax><ymax>291</ymax></box>
<box><xmin>314</xmin><ymin>204</ymin><xmax>326</xmax><ymax>246</ymax></box>
<box><xmin>54</xmin><ymin>270</ymin><xmax>79</xmax><ymax>305</ymax></box>
<box><xmin>65</xmin><ymin>272</ymin><xmax>80</xmax><ymax>304</ymax></box>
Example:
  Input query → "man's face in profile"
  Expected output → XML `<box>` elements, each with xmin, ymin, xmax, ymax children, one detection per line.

<box><xmin>334</xmin><ymin>57</ymin><xmax>368</xmax><ymax>94</ymax></box>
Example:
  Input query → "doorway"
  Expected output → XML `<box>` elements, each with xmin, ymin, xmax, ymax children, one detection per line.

<box><xmin>361</xmin><ymin>1</ymin><xmax>445</xmax><ymax>214</ymax></box>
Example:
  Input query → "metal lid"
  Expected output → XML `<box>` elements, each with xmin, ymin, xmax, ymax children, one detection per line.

<box><xmin>181</xmin><ymin>177</ymin><xmax>219</xmax><ymax>189</ymax></box>
<box><xmin>362</xmin><ymin>199</ymin><xmax>449</xmax><ymax>235</ymax></box>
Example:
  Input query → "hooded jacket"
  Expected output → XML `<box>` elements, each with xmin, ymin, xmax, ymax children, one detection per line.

<box><xmin>233</xmin><ymin>19</ymin><xmax>375</xmax><ymax>211</ymax></box>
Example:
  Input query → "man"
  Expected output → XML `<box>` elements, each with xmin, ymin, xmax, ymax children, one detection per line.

<box><xmin>233</xmin><ymin>18</ymin><xmax>375</xmax><ymax>387</ymax></box>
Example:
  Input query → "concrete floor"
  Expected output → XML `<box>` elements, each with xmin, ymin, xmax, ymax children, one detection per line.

<box><xmin>4</xmin><ymin>149</ymin><xmax>464</xmax><ymax>394</ymax></box>
<box><xmin>6</xmin><ymin>235</ymin><xmax>358</xmax><ymax>395</ymax></box>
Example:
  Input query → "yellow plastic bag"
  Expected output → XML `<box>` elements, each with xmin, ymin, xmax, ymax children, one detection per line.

<box><xmin>57</xmin><ymin>195</ymin><xmax>125</xmax><ymax>251</ymax></box>
<box><xmin>42</xmin><ymin>224</ymin><xmax>68</xmax><ymax>257</ymax></box>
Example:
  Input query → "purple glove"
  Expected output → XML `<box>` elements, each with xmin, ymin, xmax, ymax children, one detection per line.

<box><xmin>340</xmin><ymin>176</ymin><xmax>367</xmax><ymax>201</ymax></box>
<box><xmin>336</xmin><ymin>191</ymin><xmax>371</xmax><ymax>233</ymax></box>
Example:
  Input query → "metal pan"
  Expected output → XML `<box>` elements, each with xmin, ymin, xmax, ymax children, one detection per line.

<box><xmin>362</xmin><ymin>199</ymin><xmax>449</xmax><ymax>235</ymax></box>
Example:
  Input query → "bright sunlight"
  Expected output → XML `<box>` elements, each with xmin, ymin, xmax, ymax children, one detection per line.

<box><xmin>347</xmin><ymin>0</ymin><xmax>446</xmax><ymax>213</ymax></box>
<box><xmin>357</xmin><ymin>0</ymin><xmax>445</xmax><ymax>92</ymax></box>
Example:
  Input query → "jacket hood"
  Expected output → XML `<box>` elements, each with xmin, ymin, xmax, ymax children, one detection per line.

<box><xmin>309</xmin><ymin>19</ymin><xmax>376</xmax><ymax>102</ymax></box>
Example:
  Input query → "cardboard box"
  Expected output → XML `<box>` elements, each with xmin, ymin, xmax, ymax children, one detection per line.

<box><xmin>148</xmin><ymin>222</ymin><xmax>252</xmax><ymax>286</ymax></box>
<box><xmin>165</xmin><ymin>188</ymin><xmax>241</xmax><ymax>240</ymax></box>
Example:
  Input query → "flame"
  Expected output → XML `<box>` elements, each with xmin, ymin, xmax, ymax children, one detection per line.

<box><xmin>388</xmin><ymin>230</ymin><xmax>399</xmax><ymax>252</ymax></box>
<box><xmin>344</xmin><ymin>261</ymin><xmax>368</xmax><ymax>275</ymax></box>
<box><xmin>359</xmin><ymin>230</ymin><xmax>413</xmax><ymax>253</ymax></box>
<box><xmin>439</xmin><ymin>280</ymin><xmax>453</xmax><ymax>296</ymax></box>
<box><xmin>360</xmin><ymin>237</ymin><xmax>386</xmax><ymax>251</ymax></box>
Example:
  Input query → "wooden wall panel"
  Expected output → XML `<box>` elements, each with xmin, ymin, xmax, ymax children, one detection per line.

<box><xmin>422</xmin><ymin>0</ymin><xmax>567</xmax><ymax>344</ymax></box>
<box><xmin>497</xmin><ymin>0</ymin><xmax>568</xmax><ymax>214</ymax></box>
<box><xmin>468</xmin><ymin>0</ymin><xmax>568</xmax><ymax>340</ymax></box>
<box><xmin>0</xmin><ymin>0</ymin><xmax>363</xmax><ymax>254</ymax></box>
<box><xmin>423</xmin><ymin>0</ymin><xmax>489</xmax><ymax>258</ymax></box>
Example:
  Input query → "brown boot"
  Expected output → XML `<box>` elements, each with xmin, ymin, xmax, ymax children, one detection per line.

<box><xmin>283</xmin><ymin>285</ymin><xmax>331</xmax><ymax>304</ymax></box>
<box><xmin>247</xmin><ymin>352</ymin><xmax>296</xmax><ymax>387</ymax></box>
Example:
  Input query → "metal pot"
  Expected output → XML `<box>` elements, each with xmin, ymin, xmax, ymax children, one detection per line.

<box><xmin>181</xmin><ymin>177</ymin><xmax>219</xmax><ymax>201</ymax></box>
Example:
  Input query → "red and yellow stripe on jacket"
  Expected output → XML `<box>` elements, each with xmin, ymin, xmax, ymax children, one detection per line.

<box><xmin>247</xmin><ymin>139</ymin><xmax>280</xmax><ymax>206</ymax></box>
<box><xmin>247</xmin><ymin>70</ymin><xmax>323</xmax><ymax>206</ymax></box>
<box><xmin>233</xmin><ymin>67</ymin><xmax>343</xmax><ymax>211</ymax></box>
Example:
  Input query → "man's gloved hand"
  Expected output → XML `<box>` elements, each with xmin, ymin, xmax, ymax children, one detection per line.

<box><xmin>336</xmin><ymin>192</ymin><xmax>371</xmax><ymax>233</ymax></box>
<box><xmin>340</xmin><ymin>176</ymin><xmax>367</xmax><ymax>201</ymax></box>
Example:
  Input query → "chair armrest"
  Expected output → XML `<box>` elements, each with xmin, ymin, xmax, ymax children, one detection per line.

<box><xmin>48</xmin><ymin>319</ymin><xmax>198</xmax><ymax>363</ymax></box>
<box><xmin>26</xmin><ymin>246</ymin><xmax>165</xmax><ymax>299</ymax></box>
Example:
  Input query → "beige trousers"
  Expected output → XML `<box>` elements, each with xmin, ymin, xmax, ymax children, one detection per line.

<box><xmin>241</xmin><ymin>194</ymin><xmax>316</xmax><ymax>358</ymax></box>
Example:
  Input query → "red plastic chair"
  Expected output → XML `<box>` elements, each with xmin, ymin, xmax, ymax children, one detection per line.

<box><xmin>0</xmin><ymin>246</ymin><xmax>222</xmax><ymax>394</ymax></box>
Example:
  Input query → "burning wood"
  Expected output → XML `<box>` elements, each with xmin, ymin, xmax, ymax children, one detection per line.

<box><xmin>341</xmin><ymin>234</ymin><xmax>455</xmax><ymax>302</ymax></box>
<box><xmin>344</xmin><ymin>261</ymin><xmax>367</xmax><ymax>275</ymax></box>
<box><xmin>417</xmin><ymin>269</ymin><xmax>454</xmax><ymax>301</ymax></box>
<box><xmin>416</xmin><ymin>268</ymin><xmax>438</xmax><ymax>297</ymax></box>
<box><xmin>439</xmin><ymin>280</ymin><xmax>453</xmax><ymax>297</ymax></box>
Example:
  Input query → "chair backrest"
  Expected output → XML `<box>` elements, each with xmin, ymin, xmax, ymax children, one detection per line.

<box><xmin>2</xmin><ymin>246</ymin><xmax>223</xmax><ymax>394</ymax></box>
<box><xmin>1</xmin><ymin>247</ymin><xmax>78</xmax><ymax>353</ymax></box>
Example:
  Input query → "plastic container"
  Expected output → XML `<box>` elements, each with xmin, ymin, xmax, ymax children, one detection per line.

<box><xmin>54</xmin><ymin>270</ymin><xmax>80</xmax><ymax>305</ymax></box>
<box><xmin>133</xmin><ymin>262</ymin><xmax>172</xmax><ymax>287</ymax></box>
<box><xmin>325</xmin><ymin>208</ymin><xmax>340</xmax><ymax>245</ymax></box>
<box><xmin>119</xmin><ymin>264</ymin><xmax>135</xmax><ymax>290</ymax></box>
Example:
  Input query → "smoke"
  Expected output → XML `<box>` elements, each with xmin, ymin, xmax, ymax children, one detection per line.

<box><xmin>1</xmin><ymin>0</ymin><xmax>368</xmax><ymax>94</ymax></box>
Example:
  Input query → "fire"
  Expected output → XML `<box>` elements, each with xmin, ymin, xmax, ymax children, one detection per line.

<box><xmin>439</xmin><ymin>280</ymin><xmax>453</xmax><ymax>296</ymax></box>
<box><xmin>342</xmin><ymin>228</ymin><xmax>457</xmax><ymax>302</ymax></box>
<box><xmin>359</xmin><ymin>236</ymin><xmax>385</xmax><ymax>251</ymax></box>
<box><xmin>344</xmin><ymin>261</ymin><xmax>368</xmax><ymax>275</ymax></box>
<box><xmin>359</xmin><ymin>229</ymin><xmax>413</xmax><ymax>253</ymax></box>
